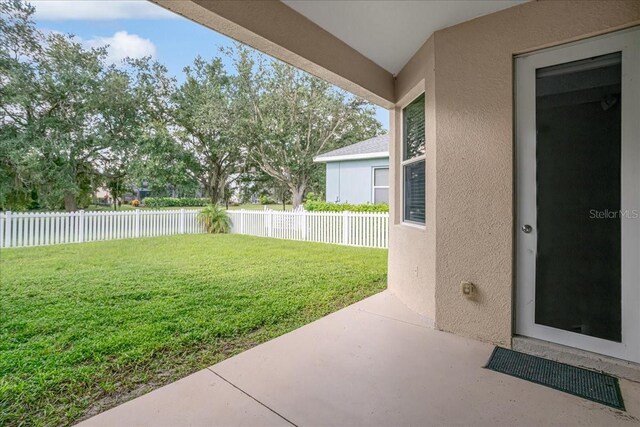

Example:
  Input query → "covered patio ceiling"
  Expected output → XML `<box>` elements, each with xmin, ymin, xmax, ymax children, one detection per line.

<box><xmin>152</xmin><ymin>0</ymin><xmax>524</xmax><ymax>107</ymax></box>
<box><xmin>79</xmin><ymin>291</ymin><xmax>640</xmax><ymax>426</ymax></box>
<box><xmin>282</xmin><ymin>0</ymin><xmax>525</xmax><ymax>75</ymax></box>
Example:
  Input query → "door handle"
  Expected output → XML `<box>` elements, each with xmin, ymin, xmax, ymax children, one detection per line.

<box><xmin>521</xmin><ymin>224</ymin><xmax>533</xmax><ymax>233</ymax></box>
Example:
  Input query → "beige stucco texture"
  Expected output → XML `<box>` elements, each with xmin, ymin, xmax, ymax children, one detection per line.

<box><xmin>388</xmin><ymin>36</ymin><xmax>436</xmax><ymax>323</ymax></box>
<box><xmin>388</xmin><ymin>0</ymin><xmax>640</xmax><ymax>346</ymax></box>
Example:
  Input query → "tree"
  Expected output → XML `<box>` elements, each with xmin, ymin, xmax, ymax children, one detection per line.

<box><xmin>1</xmin><ymin>1</ymin><xmax>120</xmax><ymax>210</ymax></box>
<box><xmin>1</xmin><ymin>1</ymin><xmax>383</xmax><ymax>211</ymax></box>
<box><xmin>233</xmin><ymin>45</ymin><xmax>383</xmax><ymax>207</ymax></box>
<box><xmin>0</xmin><ymin>0</ymin><xmax>45</xmax><ymax>209</ymax></box>
<box><xmin>0</xmin><ymin>1</ymin><xmax>170</xmax><ymax>211</ymax></box>
<box><xmin>171</xmin><ymin>56</ymin><xmax>245</xmax><ymax>204</ymax></box>
<box><xmin>94</xmin><ymin>59</ymin><xmax>177</xmax><ymax>209</ymax></box>
<box><xmin>126</xmin><ymin>60</ymin><xmax>201</xmax><ymax>200</ymax></box>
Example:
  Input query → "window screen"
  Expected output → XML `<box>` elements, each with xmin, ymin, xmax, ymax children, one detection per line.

<box><xmin>374</xmin><ymin>188</ymin><xmax>389</xmax><ymax>204</ymax></box>
<box><xmin>402</xmin><ymin>93</ymin><xmax>426</xmax><ymax>224</ymax></box>
<box><xmin>403</xmin><ymin>160</ymin><xmax>425</xmax><ymax>223</ymax></box>
<box><xmin>403</xmin><ymin>93</ymin><xmax>425</xmax><ymax>160</ymax></box>
<box><xmin>374</xmin><ymin>168</ymin><xmax>389</xmax><ymax>187</ymax></box>
<box><xmin>373</xmin><ymin>167</ymin><xmax>389</xmax><ymax>204</ymax></box>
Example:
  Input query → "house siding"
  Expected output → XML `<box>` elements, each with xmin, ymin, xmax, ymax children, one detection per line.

<box><xmin>325</xmin><ymin>158</ymin><xmax>389</xmax><ymax>204</ymax></box>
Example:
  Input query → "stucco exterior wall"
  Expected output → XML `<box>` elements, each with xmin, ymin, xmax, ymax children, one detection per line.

<box><xmin>389</xmin><ymin>0</ymin><xmax>640</xmax><ymax>346</ymax></box>
<box><xmin>324</xmin><ymin>158</ymin><xmax>389</xmax><ymax>204</ymax></box>
<box><xmin>388</xmin><ymin>36</ymin><xmax>436</xmax><ymax>323</ymax></box>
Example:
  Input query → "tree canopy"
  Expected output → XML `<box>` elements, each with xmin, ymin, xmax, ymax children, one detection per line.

<box><xmin>233</xmin><ymin>46</ymin><xmax>383</xmax><ymax>206</ymax></box>
<box><xmin>0</xmin><ymin>0</ymin><xmax>383</xmax><ymax>211</ymax></box>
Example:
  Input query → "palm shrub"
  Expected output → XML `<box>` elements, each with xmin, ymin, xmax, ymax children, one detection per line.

<box><xmin>198</xmin><ymin>205</ymin><xmax>232</xmax><ymax>234</ymax></box>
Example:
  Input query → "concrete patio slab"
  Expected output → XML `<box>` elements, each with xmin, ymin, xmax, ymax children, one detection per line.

<box><xmin>351</xmin><ymin>290</ymin><xmax>434</xmax><ymax>328</ymax></box>
<box><xmin>80</xmin><ymin>291</ymin><xmax>640</xmax><ymax>426</ymax></box>
<box><xmin>78</xmin><ymin>368</ymin><xmax>290</xmax><ymax>427</ymax></box>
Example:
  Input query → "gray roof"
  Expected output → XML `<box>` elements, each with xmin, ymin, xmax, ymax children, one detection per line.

<box><xmin>314</xmin><ymin>133</ymin><xmax>389</xmax><ymax>162</ymax></box>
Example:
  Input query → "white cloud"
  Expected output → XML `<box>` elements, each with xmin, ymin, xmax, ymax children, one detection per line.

<box><xmin>31</xmin><ymin>0</ymin><xmax>178</xmax><ymax>21</ymax></box>
<box><xmin>84</xmin><ymin>31</ymin><xmax>157</xmax><ymax>64</ymax></box>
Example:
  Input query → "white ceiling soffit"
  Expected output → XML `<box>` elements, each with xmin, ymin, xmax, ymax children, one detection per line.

<box><xmin>282</xmin><ymin>0</ymin><xmax>525</xmax><ymax>75</ymax></box>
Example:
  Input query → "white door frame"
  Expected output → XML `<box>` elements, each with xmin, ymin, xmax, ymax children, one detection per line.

<box><xmin>515</xmin><ymin>27</ymin><xmax>640</xmax><ymax>363</ymax></box>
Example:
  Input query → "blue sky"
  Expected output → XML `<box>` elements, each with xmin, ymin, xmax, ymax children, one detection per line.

<box><xmin>30</xmin><ymin>0</ymin><xmax>389</xmax><ymax>130</ymax></box>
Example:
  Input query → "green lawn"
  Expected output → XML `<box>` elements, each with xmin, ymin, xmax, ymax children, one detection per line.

<box><xmin>0</xmin><ymin>235</ymin><xmax>387</xmax><ymax>426</ymax></box>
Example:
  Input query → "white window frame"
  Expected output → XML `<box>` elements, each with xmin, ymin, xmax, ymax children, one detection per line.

<box><xmin>401</xmin><ymin>92</ymin><xmax>426</xmax><ymax>227</ymax></box>
<box><xmin>371</xmin><ymin>166</ymin><xmax>389</xmax><ymax>204</ymax></box>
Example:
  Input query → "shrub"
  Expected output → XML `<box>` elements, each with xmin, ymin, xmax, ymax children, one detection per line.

<box><xmin>198</xmin><ymin>205</ymin><xmax>232</xmax><ymax>234</ymax></box>
<box><xmin>304</xmin><ymin>192</ymin><xmax>321</xmax><ymax>202</ymax></box>
<box><xmin>259</xmin><ymin>194</ymin><xmax>271</xmax><ymax>205</ymax></box>
<box><xmin>143</xmin><ymin>197</ymin><xmax>209</xmax><ymax>208</ymax></box>
<box><xmin>131</xmin><ymin>199</ymin><xmax>140</xmax><ymax>207</ymax></box>
<box><xmin>303</xmin><ymin>200</ymin><xmax>389</xmax><ymax>213</ymax></box>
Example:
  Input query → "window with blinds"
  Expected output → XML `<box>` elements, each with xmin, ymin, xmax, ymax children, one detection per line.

<box><xmin>402</xmin><ymin>93</ymin><xmax>425</xmax><ymax>224</ymax></box>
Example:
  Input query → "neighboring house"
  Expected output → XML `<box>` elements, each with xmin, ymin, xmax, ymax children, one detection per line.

<box><xmin>153</xmin><ymin>0</ymin><xmax>640</xmax><ymax>371</ymax></box>
<box><xmin>94</xmin><ymin>187</ymin><xmax>110</xmax><ymax>202</ymax></box>
<box><xmin>314</xmin><ymin>134</ymin><xmax>389</xmax><ymax>204</ymax></box>
<box><xmin>94</xmin><ymin>184</ymin><xmax>151</xmax><ymax>204</ymax></box>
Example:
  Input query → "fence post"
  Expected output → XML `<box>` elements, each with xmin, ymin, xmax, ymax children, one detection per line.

<box><xmin>268</xmin><ymin>210</ymin><xmax>273</xmax><ymax>237</ymax></box>
<box><xmin>240</xmin><ymin>210</ymin><xmax>245</xmax><ymax>234</ymax></box>
<box><xmin>78</xmin><ymin>210</ymin><xmax>85</xmax><ymax>243</ymax></box>
<box><xmin>342</xmin><ymin>211</ymin><xmax>349</xmax><ymax>246</ymax></box>
<box><xmin>301</xmin><ymin>210</ymin><xmax>307</xmax><ymax>241</ymax></box>
<box><xmin>135</xmin><ymin>209</ymin><xmax>141</xmax><ymax>237</ymax></box>
<box><xmin>3</xmin><ymin>211</ymin><xmax>10</xmax><ymax>248</ymax></box>
<box><xmin>179</xmin><ymin>208</ymin><xmax>185</xmax><ymax>234</ymax></box>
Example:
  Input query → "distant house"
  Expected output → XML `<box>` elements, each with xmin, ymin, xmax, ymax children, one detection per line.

<box><xmin>314</xmin><ymin>134</ymin><xmax>389</xmax><ymax>204</ymax></box>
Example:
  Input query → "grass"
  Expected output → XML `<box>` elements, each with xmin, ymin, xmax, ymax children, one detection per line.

<box><xmin>0</xmin><ymin>235</ymin><xmax>387</xmax><ymax>426</ymax></box>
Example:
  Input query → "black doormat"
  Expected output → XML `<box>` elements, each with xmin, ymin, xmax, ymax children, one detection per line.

<box><xmin>485</xmin><ymin>347</ymin><xmax>624</xmax><ymax>410</ymax></box>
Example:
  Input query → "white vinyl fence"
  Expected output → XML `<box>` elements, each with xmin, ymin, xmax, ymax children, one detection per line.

<box><xmin>0</xmin><ymin>209</ymin><xmax>388</xmax><ymax>249</ymax></box>
<box><xmin>226</xmin><ymin>210</ymin><xmax>388</xmax><ymax>248</ymax></box>
<box><xmin>0</xmin><ymin>209</ymin><xmax>203</xmax><ymax>249</ymax></box>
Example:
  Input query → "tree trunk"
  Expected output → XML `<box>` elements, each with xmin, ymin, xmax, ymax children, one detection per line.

<box><xmin>205</xmin><ymin>176</ymin><xmax>221</xmax><ymax>206</ymax></box>
<box><xmin>209</xmin><ymin>175</ymin><xmax>228</xmax><ymax>206</ymax></box>
<box><xmin>291</xmin><ymin>186</ymin><xmax>305</xmax><ymax>209</ymax></box>
<box><xmin>64</xmin><ymin>192</ymin><xmax>77</xmax><ymax>212</ymax></box>
<box><xmin>209</xmin><ymin>191</ymin><xmax>220</xmax><ymax>205</ymax></box>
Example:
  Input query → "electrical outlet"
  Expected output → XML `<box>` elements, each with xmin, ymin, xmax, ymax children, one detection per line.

<box><xmin>461</xmin><ymin>281</ymin><xmax>475</xmax><ymax>298</ymax></box>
